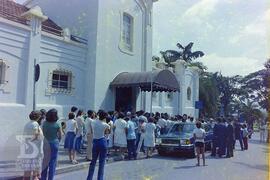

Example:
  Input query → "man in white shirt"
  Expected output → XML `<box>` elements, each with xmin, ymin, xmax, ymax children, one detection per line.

<box><xmin>157</xmin><ymin>115</ymin><xmax>167</xmax><ymax>135</ymax></box>
<box><xmin>85</xmin><ymin>110</ymin><xmax>95</xmax><ymax>161</ymax></box>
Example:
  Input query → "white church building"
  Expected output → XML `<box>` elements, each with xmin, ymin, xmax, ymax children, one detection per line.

<box><xmin>0</xmin><ymin>0</ymin><xmax>200</xmax><ymax>160</ymax></box>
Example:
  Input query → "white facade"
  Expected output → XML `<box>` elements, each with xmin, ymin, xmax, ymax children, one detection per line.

<box><xmin>151</xmin><ymin>60</ymin><xmax>200</xmax><ymax>117</ymax></box>
<box><xmin>0</xmin><ymin>0</ymin><xmax>199</xmax><ymax>161</ymax></box>
<box><xmin>25</xmin><ymin>0</ymin><xmax>154</xmax><ymax>111</ymax></box>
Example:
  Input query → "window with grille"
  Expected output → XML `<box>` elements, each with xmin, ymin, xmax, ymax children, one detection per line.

<box><xmin>122</xmin><ymin>13</ymin><xmax>133</xmax><ymax>51</ymax></box>
<box><xmin>51</xmin><ymin>70</ymin><xmax>72</xmax><ymax>92</ymax></box>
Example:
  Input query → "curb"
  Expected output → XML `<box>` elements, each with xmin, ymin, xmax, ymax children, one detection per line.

<box><xmin>1</xmin><ymin>154</ymin><xmax>132</xmax><ymax>179</ymax></box>
<box><xmin>55</xmin><ymin>155</ymin><xmax>124</xmax><ymax>175</ymax></box>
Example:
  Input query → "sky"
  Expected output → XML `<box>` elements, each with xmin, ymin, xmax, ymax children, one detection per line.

<box><xmin>153</xmin><ymin>0</ymin><xmax>270</xmax><ymax>76</ymax></box>
<box><xmin>14</xmin><ymin>0</ymin><xmax>270</xmax><ymax>76</ymax></box>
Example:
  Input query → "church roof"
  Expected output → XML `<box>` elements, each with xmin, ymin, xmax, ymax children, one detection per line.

<box><xmin>0</xmin><ymin>0</ymin><xmax>62</xmax><ymax>36</ymax></box>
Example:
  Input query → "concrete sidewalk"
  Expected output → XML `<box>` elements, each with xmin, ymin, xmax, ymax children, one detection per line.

<box><xmin>0</xmin><ymin>144</ymin><xmax>147</xmax><ymax>180</ymax></box>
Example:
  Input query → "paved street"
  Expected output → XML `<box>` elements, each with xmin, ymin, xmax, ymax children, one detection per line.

<box><xmin>55</xmin><ymin>133</ymin><xmax>268</xmax><ymax>180</ymax></box>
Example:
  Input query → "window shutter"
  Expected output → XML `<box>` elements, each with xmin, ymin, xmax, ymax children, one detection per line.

<box><xmin>0</xmin><ymin>60</ymin><xmax>6</xmax><ymax>84</ymax></box>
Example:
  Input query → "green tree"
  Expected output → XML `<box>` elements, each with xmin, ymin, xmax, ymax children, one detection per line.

<box><xmin>240</xmin><ymin>59</ymin><xmax>270</xmax><ymax>142</ymax></box>
<box><xmin>199</xmin><ymin>72</ymin><xmax>220</xmax><ymax>117</ymax></box>
<box><xmin>241</xmin><ymin>59</ymin><xmax>270</xmax><ymax>111</ymax></box>
<box><xmin>215</xmin><ymin>73</ymin><xmax>243</xmax><ymax>116</ymax></box>
<box><xmin>235</xmin><ymin>99</ymin><xmax>263</xmax><ymax>125</ymax></box>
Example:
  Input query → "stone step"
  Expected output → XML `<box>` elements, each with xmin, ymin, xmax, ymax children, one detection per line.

<box><xmin>0</xmin><ymin>151</ymin><xmax>149</xmax><ymax>180</ymax></box>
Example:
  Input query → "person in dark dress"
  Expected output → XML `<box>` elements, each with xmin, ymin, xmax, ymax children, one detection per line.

<box><xmin>234</xmin><ymin>120</ymin><xmax>244</xmax><ymax>150</ymax></box>
<box><xmin>211</xmin><ymin>118</ymin><xmax>219</xmax><ymax>157</ymax></box>
<box><xmin>218</xmin><ymin>118</ymin><xmax>227</xmax><ymax>157</ymax></box>
<box><xmin>226</xmin><ymin>118</ymin><xmax>234</xmax><ymax>158</ymax></box>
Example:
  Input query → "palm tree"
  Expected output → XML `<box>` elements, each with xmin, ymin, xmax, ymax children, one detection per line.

<box><xmin>177</xmin><ymin>42</ymin><xmax>204</xmax><ymax>63</ymax></box>
<box><xmin>160</xmin><ymin>42</ymin><xmax>204</xmax><ymax>66</ymax></box>
<box><xmin>238</xmin><ymin>100</ymin><xmax>263</xmax><ymax>128</ymax></box>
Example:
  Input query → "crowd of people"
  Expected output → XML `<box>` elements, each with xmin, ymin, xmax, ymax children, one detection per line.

<box><xmin>210</xmin><ymin>117</ymin><xmax>251</xmax><ymax>159</ymax></box>
<box><xmin>18</xmin><ymin>106</ymin><xmax>265</xmax><ymax>180</ymax></box>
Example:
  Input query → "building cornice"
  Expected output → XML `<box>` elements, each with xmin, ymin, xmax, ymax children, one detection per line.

<box><xmin>21</xmin><ymin>6</ymin><xmax>48</xmax><ymax>22</ymax></box>
<box><xmin>0</xmin><ymin>17</ymin><xmax>31</xmax><ymax>32</ymax></box>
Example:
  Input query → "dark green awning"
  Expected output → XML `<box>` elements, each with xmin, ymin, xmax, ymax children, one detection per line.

<box><xmin>110</xmin><ymin>69</ymin><xmax>180</xmax><ymax>92</ymax></box>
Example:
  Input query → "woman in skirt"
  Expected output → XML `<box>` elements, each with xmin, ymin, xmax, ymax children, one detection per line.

<box><xmin>144</xmin><ymin>117</ymin><xmax>156</xmax><ymax>158</ymax></box>
<box><xmin>20</xmin><ymin>110</ymin><xmax>43</xmax><ymax>180</ymax></box>
<box><xmin>193</xmin><ymin>121</ymin><xmax>206</xmax><ymax>166</ymax></box>
<box><xmin>113</xmin><ymin>112</ymin><xmax>128</xmax><ymax>157</ymax></box>
<box><xmin>64</xmin><ymin>113</ymin><xmax>78</xmax><ymax>164</ymax></box>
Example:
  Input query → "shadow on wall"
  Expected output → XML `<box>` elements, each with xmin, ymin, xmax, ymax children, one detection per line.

<box><xmin>100</xmin><ymin>88</ymin><xmax>114</xmax><ymax>111</ymax></box>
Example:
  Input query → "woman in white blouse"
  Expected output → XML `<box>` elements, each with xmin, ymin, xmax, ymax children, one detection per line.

<box><xmin>144</xmin><ymin>117</ymin><xmax>156</xmax><ymax>158</ymax></box>
<box><xmin>113</xmin><ymin>112</ymin><xmax>128</xmax><ymax>157</ymax></box>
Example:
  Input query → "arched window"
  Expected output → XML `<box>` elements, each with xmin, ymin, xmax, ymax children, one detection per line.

<box><xmin>187</xmin><ymin>87</ymin><xmax>191</xmax><ymax>101</ymax></box>
<box><xmin>122</xmin><ymin>13</ymin><xmax>133</xmax><ymax>51</ymax></box>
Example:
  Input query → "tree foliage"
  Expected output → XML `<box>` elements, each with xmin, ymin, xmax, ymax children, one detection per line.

<box><xmin>214</xmin><ymin>73</ymin><xmax>243</xmax><ymax>116</ymax></box>
<box><xmin>241</xmin><ymin>59</ymin><xmax>270</xmax><ymax>111</ymax></box>
<box><xmin>199</xmin><ymin>72</ymin><xmax>220</xmax><ymax>117</ymax></box>
<box><xmin>160</xmin><ymin>42</ymin><xmax>204</xmax><ymax>66</ymax></box>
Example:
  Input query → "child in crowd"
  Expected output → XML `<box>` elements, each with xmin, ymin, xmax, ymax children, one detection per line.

<box><xmin>106</xmin><ymin>115</ymin><xmax>114</xmax><ymax>156</ymax></box>
<box><xmin>61</xmin><ymin>122</ymin><xmax>66</xmax><ymax>135</ymax></box>
<box><xmin>60</xmin><ymin>122</ymin><xmax>66</xmax><ymax>146</ymax></box>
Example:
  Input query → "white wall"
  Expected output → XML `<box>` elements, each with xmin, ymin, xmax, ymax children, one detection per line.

<box><xmin>0</xmin><ymin>20</ymin><xmax>31</xmax><ymax>161</ymax></box>
<box><xmin>27</xmin><ymin>0</ymin><xmax>154</xmax><ymax>112</ymax></box>
<box><xmin>151</xmin><ymin>61</ymin><xmax>200</xmax><ymax>117</ymax></box>
<box><xmin>93</xmin><ymin>0</ymin><xmax>145</xmax><ymax>111</ymax></box>
<box><xmin>37</xmin><ymin>34</ymin><xmax>88</xmax><ymax>119</ymax></box>
<box><xmin>0</xmin><ymin>18</ymin><xmax>88</xmax><ymax>161</ymax></box>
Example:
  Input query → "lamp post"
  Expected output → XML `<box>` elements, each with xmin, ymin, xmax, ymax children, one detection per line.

<box><xmin>150</xmin><ymin>69</ymin><xmax>153</xmax><ymax>116</ymax></box>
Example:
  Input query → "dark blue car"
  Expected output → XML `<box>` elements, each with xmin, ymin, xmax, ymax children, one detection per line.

<box><xmin>155</xmin><ymin>122</ymin><xmax>213</xmax><ymax>157</ymax></box>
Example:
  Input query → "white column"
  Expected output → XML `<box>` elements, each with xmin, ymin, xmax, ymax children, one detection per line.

<box><xmin>194</xmin><ymin>70</ymin><xmax>200</xmax><ymax>118</ymax></box>
<box><xmin>172</xmin><ymin>60</ymin><xmax>186</xmax><ymax>115</ymax></box>
<box><xmin>189</xmin><ymin>66</ymin><xmax>201</xmax><ymax>118</ymax></box>
<box><xmin>21</xmin><ymin>6</ymin><xmax>48</xmax><ymax>111</ymax></box>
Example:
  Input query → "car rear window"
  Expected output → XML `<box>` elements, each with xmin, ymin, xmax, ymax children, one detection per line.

<box><xmin>169</xmin><ymin>123</ymin><xmax>196</xmax><ymax>135</ymax></box>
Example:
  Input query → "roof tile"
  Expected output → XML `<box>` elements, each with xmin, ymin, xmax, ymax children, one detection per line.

<box><xmin>0</xmin><ymin>0</ymin><xmax>62</xmax><ymax>36</ymax></box>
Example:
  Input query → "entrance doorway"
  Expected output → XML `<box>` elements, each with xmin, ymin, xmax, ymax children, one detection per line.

<box><xmin>115</xmin><ymin>87</ymin><xmax>136</xmax><ymax>112</ymax></box>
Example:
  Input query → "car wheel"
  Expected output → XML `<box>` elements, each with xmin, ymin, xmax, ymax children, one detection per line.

<box><xmin>158</xmin><ymin>149</ymin><xmax>166</xmax><ymax>156</ymax></box>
